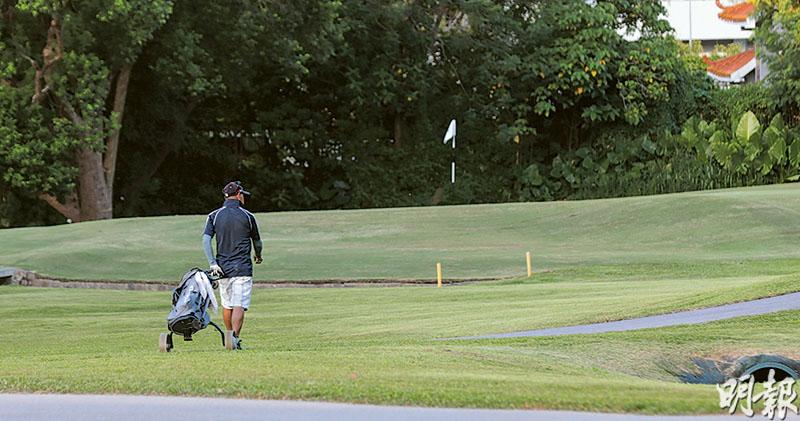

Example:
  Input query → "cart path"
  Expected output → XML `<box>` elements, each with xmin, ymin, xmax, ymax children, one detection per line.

<box><xmin>0</xmin><ymin>394</ymin><xmax>770</xmax><ymax>420</ymax></box>
<box><xmin>444</xmin><ymin>292</ymin><xmax>800</xmax><ymax>340</ymax></box>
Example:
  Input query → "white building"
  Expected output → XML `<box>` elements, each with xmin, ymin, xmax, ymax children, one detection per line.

<box><xmin>661</xmin><ymin>0</ymin><xmax>762</xmax><ymax>86</ymax></box>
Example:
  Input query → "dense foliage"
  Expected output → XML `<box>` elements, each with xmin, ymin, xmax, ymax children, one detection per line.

<box><xmin>0</xmin><ymin>0</ymin><xmax>173</xmax><ymax>223</ymax></box>
<box><xmin>678</xmin><ymin>111</ymin><xmax>800</xmax><ymax>178</ymax></box>
<box><xmin>755</xmin><ymin>0</ymin><xmax>800</xmax><ymax>123</ymax></box>
<box><xmin>0</xmin><ymin>0</ymin><xmax>796</xmax><ymax>227</ymax></box>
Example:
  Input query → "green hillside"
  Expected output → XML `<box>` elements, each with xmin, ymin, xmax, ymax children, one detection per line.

<box><xmin>2</xmin><ymin>184</ymin><xmax>800</xmax><ymax>281</ymax></box>
<box><xmin>3</xmin><ymin>184</ymin><xmax>800</xmax><ymax>414</ymax></box>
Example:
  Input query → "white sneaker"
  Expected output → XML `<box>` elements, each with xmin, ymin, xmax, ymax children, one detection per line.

<box><xmin>233</xmin><ymin>336</ymin><xmax>243</xmax><ymax>350</ymax></box>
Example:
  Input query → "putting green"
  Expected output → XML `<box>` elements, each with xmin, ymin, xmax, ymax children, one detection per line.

<box><xmin>2</xmin><ymin>184</ymin><xmax>800</xmax><ymax>282</ymax></box>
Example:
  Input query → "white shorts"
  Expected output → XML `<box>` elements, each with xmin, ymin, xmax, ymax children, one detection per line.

<box><xmin>218</xmin><ymin>276</ymin><xmax>253</xmax><ymax>310</ymax></box>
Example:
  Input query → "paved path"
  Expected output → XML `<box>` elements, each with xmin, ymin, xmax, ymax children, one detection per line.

<box><xmin>0</xmin><ymin>394</ymin><xmax>772</xmax><ymax>420</ymax></box>
<box><xmin>446</xmin><ymin>292</ymin><xmax>800</xmax><ymax>340</ymax></box>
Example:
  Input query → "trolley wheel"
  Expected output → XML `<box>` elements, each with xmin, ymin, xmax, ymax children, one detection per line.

<box><xmin>224</xmin><ymin>330</ymin><xmax>235</xmax><ymax>351</ymax></box>
<box><xmin>159</xmin><ymin>332</ymin><xmax>171</xmax><ymax>352</ymax></box>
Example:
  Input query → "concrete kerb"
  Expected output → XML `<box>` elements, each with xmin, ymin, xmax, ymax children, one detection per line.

<box><xmin>1</xmin><ymin>268</ymin><xmax>509</xmax><ymax>291</ymax></box>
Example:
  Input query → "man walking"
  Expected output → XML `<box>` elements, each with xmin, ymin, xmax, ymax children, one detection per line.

<box><xmin>202</xmin><ymin>181</ymin><xmax>262</xmax><ymax>350</ymax></box>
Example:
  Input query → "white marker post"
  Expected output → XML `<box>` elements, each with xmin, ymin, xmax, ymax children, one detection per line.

<box><xmin>442</xmin><ymin>119</ymin><xmax>456</xmax><ymax>184</ymax></box>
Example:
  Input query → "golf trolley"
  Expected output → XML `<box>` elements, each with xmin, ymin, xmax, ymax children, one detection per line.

<box><xmin>158</xmin><ymin>267</ymin><xmax>236</xmax><ymax>352</ymax></box>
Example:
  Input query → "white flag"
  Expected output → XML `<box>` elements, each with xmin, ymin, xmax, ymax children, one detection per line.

<box><xmin>442</xmin><ymin>119</ymin><xmax>456</xmax><ymax>148</ymax></box>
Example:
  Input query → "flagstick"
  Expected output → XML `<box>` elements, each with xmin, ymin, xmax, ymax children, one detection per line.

<box><xmin>442</xmin><ymin>119</ymin><xmax>457</xmax><ymax>185</ymax></box>
<box><xmin>451</xmin><ymin>128</ymin><xmax>456</xmax><ymax>184</ymax></box>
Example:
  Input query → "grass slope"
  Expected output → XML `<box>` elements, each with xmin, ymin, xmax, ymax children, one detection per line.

<box><xmin>2</xmin><ymin>271</ymin><xmax>799</xmax><ymax>414</ymax></box>
<box><xmin>2</xmin><ymin>184</ymin><xmax>800</xmax><ymax>282</ymax></box>
<box><xmin>2</xmin><ymin>184</ymin><xmax>800</xmax><ymax>414</ymax></box>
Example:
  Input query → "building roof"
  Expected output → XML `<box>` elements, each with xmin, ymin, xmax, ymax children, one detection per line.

<box><xmin>661</xmin><ymin>1</ymin><xmax>752</xmax><ymax>41</ymax></box>
<box><xmin>703</xmin><ymin>49</ymin><xmax>755</xmax><ymax>77</ymax></box>
<box><xmin>703</xmin><ymin>49</ymin><xmax>757</xmax><ymax>84</ymax></box>
<box><xmin>716</xmin><ymin>0</ymin><xmax>755</xmax><ymax>23</ymax></box>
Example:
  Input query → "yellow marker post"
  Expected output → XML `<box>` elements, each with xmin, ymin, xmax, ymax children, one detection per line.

<box><xmin>436</xmin><ymin>262</ymin><xmax>443</xmax><ymax>288</ymax></box>
<box><xmin>526</xmin><ymin>251</ymin><xmax>533</xmax><ymax>277</ymax></box>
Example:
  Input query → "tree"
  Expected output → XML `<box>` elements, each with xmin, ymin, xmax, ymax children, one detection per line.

<box><xmin>117</xmin><ymin>0</ymin><xmax>708</xmax><ymax>212</ymax></box>
<box><xmin>0</xmin><ymin>0</ymin><xmax>173</xmax><ymax>221</ymax></box>
<box><xmin>113</xmin><ymin>0</ymin><xmax>347</xmax><ymax>215</ymax></box>
<box><xmin>0</xmin><ymin>0</ymin><xmax>717</xmax><ymax>225</ymax></box>
<box><xmin>494</xmin><ymin>1</ymin><xmax>681</xmax><ymax>144</ymax></box>
<box><xmin>754</xmin><ymin>0</ymin><xmax>800</xmax><ymax>123</ymax></box>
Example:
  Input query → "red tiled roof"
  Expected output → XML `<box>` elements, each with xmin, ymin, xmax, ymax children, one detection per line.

<box><xmin>716</xmin><ymin>0</ymin><xmax>755</xmax><ymax>22</ymax></box>
<box><xmin>704</xmin><ymin>49</ymin><xmax>756</xmax><ymax>77</ymax></box>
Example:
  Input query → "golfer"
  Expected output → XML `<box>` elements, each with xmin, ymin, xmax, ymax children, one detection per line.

<box><xmin>202</xmin><ymin>181</ymin><xmax>262</xmax><ymax>350</ymax></box>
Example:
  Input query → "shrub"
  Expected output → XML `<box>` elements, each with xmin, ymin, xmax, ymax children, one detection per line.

<box><xmin>677</xmin><ymin>111</ymin><xmax>800</xmax><ymax>180</ymax></box>
<box><xmin>710</xmin><ymin>84</ymin><xmax>777</xmax><ymax>128</ymax></box>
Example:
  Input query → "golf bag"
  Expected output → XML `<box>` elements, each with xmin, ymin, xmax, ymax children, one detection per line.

<box><xmin>159</xmin><ymin>268</ymin><xmax>233</xmax><ymax>352</ymax></box>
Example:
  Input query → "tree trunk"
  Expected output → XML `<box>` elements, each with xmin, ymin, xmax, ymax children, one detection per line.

<box><xmin>77</xmin><ymin>146</ymin><xmax>113</xmax><ymax>220</ymax></box>
<box><xmin>39</xmin><ymin>146</ymin><xmax>113</xmax><ymax>222</ymax></box>
<box><xmin>393</xmin><ymin>113</ymin><xmax>403</xmax><ymax>148</ymax></box>
<box><xmin>118</xmin><ymin>98</ymin><xmax>199</xmax><ymax>214</ymax></box>
<box><xmin>119</xmin><ymin>140</ymin><xmax>172</xmax><ymax>214</ymax></box>
<box><xmin>39</xmin><ymin>193</ymin><xmax>80</xmax><ymax>222</ymax></box>
<box><xmin>40</xmin><ymin>66</ymin><xmax>131</xmax><ymax>222</ymax></box>
<box><xmin>33</xmin><ymin>17</ymin><xmax>129</xmax><ymax>222</ymax></box>
<box><xmin>431</xmin><ymin>186</ymin><xmax>445</xmax><ymax>205</ymax></box>
<box><xmin>103</xmin><ymin>64</ymin><xmax>132</xmax><ymax>195</ymax></box>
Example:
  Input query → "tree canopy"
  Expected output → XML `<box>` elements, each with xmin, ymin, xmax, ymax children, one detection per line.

<box><xmin>0</xmin><ymin>1</ymin><xmax>741</xmax><ymax>226</ymax></box>
<box><xmin>755</xmin><ymin>0</ymin><xmax>800</xmax><ymax>122</ymax></box>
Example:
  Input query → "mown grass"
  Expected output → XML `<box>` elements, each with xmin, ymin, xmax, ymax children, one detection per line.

<box><xmin>2</xmin><ymin>183</ymin><xmax>800</xmax><ymax>281</ymax></box>
<box><xmin>1</xmin><ymin>267</ymin><xmax>798</xmax><ymax>414</ymax></box>
<box><xmin>2</xmin><ymin>184</ymin><xmax>800</xmax><ymax>414</ymax></box>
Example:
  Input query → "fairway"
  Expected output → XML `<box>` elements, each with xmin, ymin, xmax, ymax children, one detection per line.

<box><xmin>2</xmin><ymin>272</ymin><xmax>799</xmax><ymax>414</ymax></box>
<box><xmin>2</xmin><ymin>184</ymin><xmax>800</xmax><ymax>282</ymax></box>
<box><xmin>2</xmin><ymin>184</ymin><xmax>800</xmax><ymax>414</ymax></box>
<box><xmin>3</xmin><ymin>0</ymin><xmax>799</xmax><ymax>417</ymax></box>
